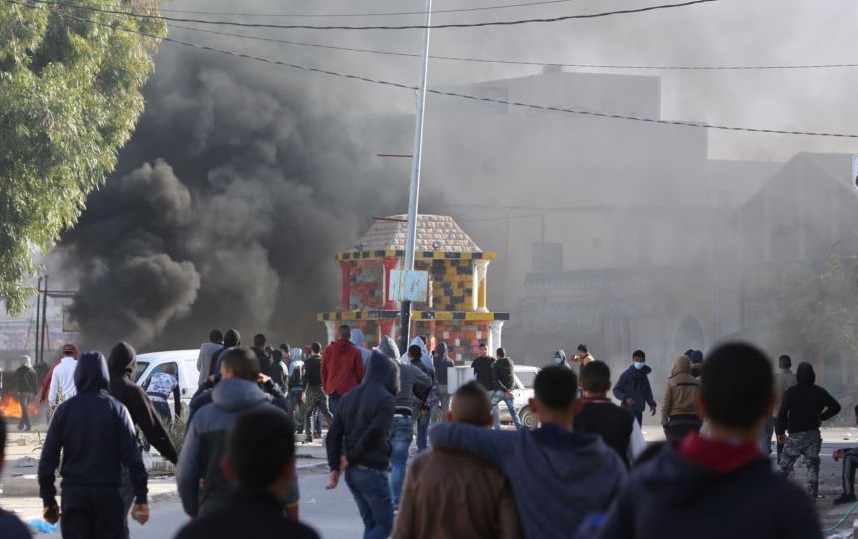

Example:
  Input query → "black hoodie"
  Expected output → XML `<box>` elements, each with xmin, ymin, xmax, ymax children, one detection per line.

<box><xmin>38</xmin><ymin>352</ymin><xmax>148</xmax><ymax>506</ymax></box>
<box><xmin>326</xmin><ymin>350</ymin><xmax>399</xmax><ymax>470</ymax></box>
<box><xmin>108</xmin><ymin>342</ymin><xmax>179</xmax><ymax>464</ymax></box>
<box><xmin>776</xmin><ymin>362</ymin><xmax>841</xmax><ymax>436</ymax></box>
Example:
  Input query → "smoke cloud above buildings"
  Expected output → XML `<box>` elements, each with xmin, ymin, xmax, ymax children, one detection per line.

<box><xmin>53</xmin><ymin>0</ymin><xmax>858</xmax><ymax>356</ymax></box>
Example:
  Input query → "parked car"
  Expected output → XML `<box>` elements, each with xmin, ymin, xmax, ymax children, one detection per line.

<box><xmin>135</xmin><ymin>349</ymin><xmax>200</xmax><ymax>415</ymax></box>
<box><xmin>499</xmin><ymin>365</ymin><xmax>540</xmax><ymax>429</ymax></box>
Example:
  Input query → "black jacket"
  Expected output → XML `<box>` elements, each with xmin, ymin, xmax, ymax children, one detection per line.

<box><xmin>471</xmin><ymin>356</ymin><xmax>496</xmax><ymax>391</ymax></box>
<box><xmin>598</xmin><ymin>443</ymin><xmax>821</xmax><ymax>539</ymax></box>
<box><xmin>303</xmin><ymin>355</ymin><xmax>323</xmax><ymax>387</ymax></box>
<box><xmin>776</xmin><ymin>362</ymin><xmax>841</xmax><ymax>435</ymax></box>
<box><xmin>175</xmin><ymin>488</ymin><xmax>319</xmax><ymax>539</ymax></box>
<box><xmin>432</xmin><ymin>343</ymin><xmax>455</xmax><ymax>385</ymax></box>
<box><xmin>575</xmin><ymin>400</ymin><xmax>636</xmax><ymax>468</ymax></box>
<box><xmin>251</xmin><ymin>346</ymin><xmax>272</xmax><ymax>377</ymax></box>
<box><xmin>326</xmin><ymin>350</ymin><xmax>398</xmax><ymax>470</ymax></box>
<box><xmin>14</xmin><ymin>365</ymin><xmax>37</xmax><ymax>394</ymax></box>
<box><xmin>107</xmin><ymin>342</ymin><xmax>178</xmax><ymax>464</ymax></box>
<box><xmin>493</xmin><ymin>357</ymin><xmax>515</xmax><ymax>392</ymax></box>
<box><xmin>38</xmin><ymin>352</ymin><xmax>148</xmax><ymax>506</ymax></box>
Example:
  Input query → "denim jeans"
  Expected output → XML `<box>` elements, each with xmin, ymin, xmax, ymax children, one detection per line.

<box><xmin>414</xmin><ymin>412</ymin><xmax>429</xmax><ymax>452</ymax></box>
<box><xmin>345</xmin><ymin>467</ymin><xmax>394</xmax><ymax>539</ymax></box>
<box><xmin>389</xmin><ymin>415</ymin><xmax>414</xmax><ymax>505</ymax></box>
<box><xmin>491</xmin><ymin>391</ymin><xmax>522</xmax><ymax>430</ymax></box>
<box><xmin>329</xmin><ymin>394</ymin><xmax>342</xmax><ymax>417</ymax></box>
<box><xmin>760</xmin><ymin>417</ymin><xmax>775</xmax><ymax>456</ymax></box>
<box><xmin>152</xmin><ymin>401</ymin><xmax>172</xmax><ymax>429</ymax></box>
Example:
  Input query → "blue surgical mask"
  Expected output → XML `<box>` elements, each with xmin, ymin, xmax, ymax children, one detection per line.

<box><xmin>555</xmin><ymin>357</ymin><xmax>564</xmax><ymax>365</ymax></box>
<box><xmin>633</xmin><ymin>361</ymin><xmax>645</xmax><ymax>370</ymax></box>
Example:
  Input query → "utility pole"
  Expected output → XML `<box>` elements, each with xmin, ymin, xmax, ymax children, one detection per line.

<box><xmin>34</xmin><ymin>277</ymin><xmax>42</xmax><ymax>364</ymax></box>
<box><xmin>40</xmin><ymin>274</ymin><xmax>48</xmax><ymax>364</ymax></box>
<box><xmin>399</xmin><ymin>0</ymin><xmax>432</xmax><ymax>353</ymax></box>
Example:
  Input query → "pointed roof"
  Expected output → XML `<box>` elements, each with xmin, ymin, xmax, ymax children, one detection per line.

<box><xmin>350</xmin><ymin>215</ymin><xmax>482</xmax><ymax>253</ymax></box>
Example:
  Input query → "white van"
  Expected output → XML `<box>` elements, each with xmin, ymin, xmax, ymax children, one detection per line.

<box><xmin>134</xmin><ymin>349</ymin><xmax>201</xmax><ymax>412</ymax></box>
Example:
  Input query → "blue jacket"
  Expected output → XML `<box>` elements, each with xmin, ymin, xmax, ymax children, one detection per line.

<box><xmin>597</xmin><ymin>444</ymin><xmax>821</xmax><ymax>539</ymax></box>
<box><xmin>326</xmin><ymin>351</ymin><xmax>398</xmax><ymax>470</ymax></box>
<box><xmin>177</xmin><ymin>378</ymin><xmax>296</xmax><ymax>517</ymax></box>
<box><xmin>38</xmin><ymin>352</ymin><xmax>147</xmax><ymax>506</ymax></box>
<box><xmin>429</xmin><ymin>422</ymin><xmax>626</xmax><ymax>539</ymax></box>
<box><xmin>612</xmin><ymin>364</ymin><xmax>656</xmax><ymax>413</ymax></box>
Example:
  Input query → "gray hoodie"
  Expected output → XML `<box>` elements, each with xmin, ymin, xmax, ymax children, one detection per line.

<box><xmin>178</xmin><ymin>378</ymin><xmax>283</xmax><ymax>517</ymax></box>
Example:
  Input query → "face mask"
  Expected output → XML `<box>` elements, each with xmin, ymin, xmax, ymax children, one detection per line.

<box><xmin>555</xmin><ymin>357</ymin><xmax>564</xmax><ymax>365</ymax></box>
<box><xmin>633</xmin><ymin>361</ymin><xmax>645</xmax><ymax>370</ymax></box>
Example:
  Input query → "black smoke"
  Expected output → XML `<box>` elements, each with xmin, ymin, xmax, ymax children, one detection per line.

<box><xmin>57</xmin><ymin>27</ymin><xmax>420</xmax><ymax>351</ymax></box>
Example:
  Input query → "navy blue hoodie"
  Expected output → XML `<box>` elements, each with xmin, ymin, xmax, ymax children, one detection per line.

<box><xmin>38</xmin><ymin>352</ymin><xmax>147</xmax><ymax>506</ymax></box>
<box><xmin>326</xmin><ymin>350</ymin><xmax>399</xmax><ymax>470</ymax></box>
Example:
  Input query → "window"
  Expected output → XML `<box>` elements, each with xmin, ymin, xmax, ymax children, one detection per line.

<box><xmin>134</xmin><ymin>361</ymin><xmax>149</xmax><ymax>383</ymax></box>
<box><xmin>516</xmin><ymin>370</ymin><xmax>537</xmax><ymax>389</ymax></box>
<box><xmin>532</xmin><ymin>242</ymin><xmax>562</xmax><ymax>271</ymax></box>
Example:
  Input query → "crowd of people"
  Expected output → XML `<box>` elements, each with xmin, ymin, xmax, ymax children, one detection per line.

<box><xmin>0</xmin><ymin>325</ymin><xmax>854</xmax><ymax>538</ymax></box>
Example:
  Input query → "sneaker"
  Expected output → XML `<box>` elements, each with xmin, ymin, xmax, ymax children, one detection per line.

<box><xmin>25</xmin><ymin>426</ymin><xmax>31</xmax><ymax>432</ymax></box>
<box><xmin>304</xmin><ymin>436</ymin><xmax>313</xmax><ymax>444</ymax></box>
<box><xmin>16</xmin><ymin>424</ymin><xmax>23</xmax><ymax>431</ymax></box>
<box><xmin>834</xmin><ymin>494</ymin><xmax>856</xmax><ymax>505</ymax></box>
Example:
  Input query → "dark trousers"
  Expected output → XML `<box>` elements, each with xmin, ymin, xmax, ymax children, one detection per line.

<box><xmin>152</xmin><ymin>401</ymin><xmax>172</xmax><ymax>429</ymax></box>
<box><xmin>17</xmin><ymin>393</ymin><xmax>31</xmax><ymax>429</ymax></box>
<box><xmin>61</xmin><ymin>486</ymin><xmax>125</xmax><ymax>539</ymax></box>
<box><xmin>303</xmin><ymin>385</ymin><xmax>333</xmax><ymax>437</ymax></box>
<box><xmin>843</xmin><ymin>451</ymin><xmax>858</xmax><ymax>496</ymax></box>
<box><xmin>632</xmin><ymin>411</ymin><xmax>643</xmax><ymax>426</ymax></box>
<box><xmin>666</xmin><ymin>415</ymin><xmax>701</xmax><ymax>444</ymax></box>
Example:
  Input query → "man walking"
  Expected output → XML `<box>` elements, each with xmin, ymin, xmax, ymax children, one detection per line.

<box><xmin>598</xmin><ymin>343</ymin><xmax>822</xmax><ymax>539</ymax></box>
<box><xmin>48</xmin><ymin>343</ymin><xmax>80</xmax><ymax>409</ymax></box>
<box><xmin>13</xmin><ymin>355</ymin><xmax>37</xmax><ymax>431</ymax></box>
<box><xmin>251</xmin><ymin>334</ymin><xmax>272</xmax><ymax>377</ymax></box>
<box><xmin>326</xmin><ymin>350</ymin><xmax>398</xmax><ymax>539</ymax></box>
<box><xmin>429</xmin><ymin>366</ymin><xmax>626</xmax><ymax>538</ymax></box>
<box><xmin>613</xmin><ymin>349</ymin><xmax>657</xmax><ymax>425</ymax></box>
<box><xmin>175</xmin><ymin>409</ymin><xmax>320</xmax><ymax>539</ymax></box>
<box><xmin>385</xmin><ymin>338</ymin><xmax>431</xmax><ymax>508</ymax></box>
<box><xmin>302</xmin><ymin>342</ymin><xmax>333</xmax><ymax>443</ymax></box>
<box><xmin>764</xmin><ymin>354</ymin><xmax>797</xmax><ymax>461</ymax></box>
<box><xmin>178</xmin><ymin>348</ymin><xmax>300</xmax><ymax>518</ymax></box>
<box><xmin>471</xmin><ymin>343</ymin><xmax>495</xmax><ymax>392</ymax></box>
<box><xmin>432</xmin><ymin>342</ymin><xmax>455</xmax><ymax>416</ymax></box>
<box><xmin>197</xmin><ymin>329</ymin><xmax>223</xmax><ymax>387</ymax></box>
<box><xmin>321</xmin><ymin>325</ymin><xmax>365</xmax><ymax>415</ymax></box>
<box><xmin>39</xmin><ymin>352</ymin><xmax>149</xmax><ymax>539</ymax></box>
<box><xmin>491</xmin><ymin>348</ymin><xmax>522</xmax><ymax>430</ymax></box>
<box><xmin>107</xmin><ymin>342</ymin><xmax>178</xmax><ymax>537</ymax></box>
<box><xmin>393</xmin><ymin>381</ymin><xmax>522</xmax><ymax>539</ymax></box>
<box><xmin>777</xmin><ymin>362</ymin><xmax>840</xmax><ymax>499</ymax></box>
<box><xmin>575</xmin><ymin>360</ymin><xmax>644</xmax><ymax>468</ymax></box>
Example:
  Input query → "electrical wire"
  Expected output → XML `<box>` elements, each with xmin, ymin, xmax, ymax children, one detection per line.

<box><xmin>156</xmin><ymin>0</ymin><xmax>591</xmax><ymax>18</ymax></box>
<box><xmin>168</xmin><ymin>22</ymin><xmax>858</xmax><ymax>71</ymax></box>
<box><xmin>822</xmin><ymin>501</ymin><xmax>858</xmax><ymax>533</ymax></box>
<box><xmin>9</xmin><ymin>0</ymin><xmax>858</xmax><ymax>139</ymax></box>
<box><xmin>24</xmin><ymin>0</ymin><xmax>720</xmax><ymax>31</ymax></box>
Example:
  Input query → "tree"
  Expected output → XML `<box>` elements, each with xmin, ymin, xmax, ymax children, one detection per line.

<box><xmin>0</xmin><ymin>0</ymin><xmax>165</xmax><ymax>313</ymax></box>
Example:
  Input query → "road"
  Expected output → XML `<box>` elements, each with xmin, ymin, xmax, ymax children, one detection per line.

<box><xmin>41</xmin><ymin>472</ymin><xmax>361</xmax><ymax>539</ymax></box>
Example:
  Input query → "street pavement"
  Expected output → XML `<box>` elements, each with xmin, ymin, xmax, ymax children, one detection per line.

<box><xmin>5</xmin><ymin>427</ymin><xmax>858</xmax><ymax>537</ymax></box>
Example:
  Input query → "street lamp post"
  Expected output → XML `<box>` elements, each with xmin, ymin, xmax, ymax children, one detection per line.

<box><xmin>399</xmin><ymin>0</ymin><xmax>432</xmax><ymax>353</ymax></box>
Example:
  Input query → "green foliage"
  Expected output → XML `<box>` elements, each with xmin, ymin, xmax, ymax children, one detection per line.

<box><xmin>774</xmin><ymin>253</ymin><xmax>858</xmax><ymax>363</ymax></box>
<box><xmin>0</xmin><ymin>0</ymin><xmax>165</xmax><ymax>313</ymax></box>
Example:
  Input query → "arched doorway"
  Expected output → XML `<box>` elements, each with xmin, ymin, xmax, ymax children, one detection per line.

<box><xmin>674</xmin><ymin>315</ymin><xmax>705</xmax><ymax>354</ymax></box>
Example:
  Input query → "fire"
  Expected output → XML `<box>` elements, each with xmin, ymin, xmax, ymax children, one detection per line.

<box><xmin>0</xmin><ymin>395</ymin><xmax>41</xmax><ymax>419</ymax></box>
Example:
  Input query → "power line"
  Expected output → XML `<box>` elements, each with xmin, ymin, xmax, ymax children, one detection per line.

<box><xmin>27</xmin><ymin>0</ymin><xmax>720</xmax><ymax>31</ymax></box>
<box><xmin>156</xmin><ymin>0</ymin><xmax>589</xmax><ymax>18</ymax></box>
<box><xmin>169</xmin><ymin>22</ymin><xmax>858</xmax><ymax>71</ymax></box>
<box><xmin>10</xmin><ymin>0</ymin><xmax>858</xmax><ymax>139</ymax></box>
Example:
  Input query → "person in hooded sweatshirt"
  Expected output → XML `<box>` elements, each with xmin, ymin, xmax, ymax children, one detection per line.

<box><xmin>612</xmin><ymin>350</ymin><xmax>656</xmax><ymax>426</ymax></box>
<box><xmin>178</xmin><ymin>347</ymin><xmax>300</xmax><ymax>519</ymax></box>
<box><xmin>322</xmin><ymin>325</ymin><xmax>365</xmax><ymax>416</ymax></box>
<box><xmin>39</xmin><ymin>352</ymin><xmax>149</xmax><ymax>539</ymax></box>
<box><xmin>13</xmin><ymin>355</ymin><xmax>37</xmax><ymax>431</ymax></box>
<box><xmin>106</xmin><ymin>342</ymin><xmax>178</xmax><ymax>538</ymax></box>
<box><xmin>776</xmin><ymin>361</ymin><xmax>841</xmax><ymax>498</ymax></box>
<box><xmin>432</xmin><ymin>342</ymin><xmax>455</xmax><ymax>416</ymax></box>
<box><xmin>597</xmin><ymin>342</ymin><xmax>822</xmax><ymax>539</ymax></box>
<box><xmin>382</xmin><ymin>337</ymin><xmax>431</xmax><ymax>508</ymax></box>
<box><xmin>326</xmin><ymin>350</ymin><xmax>399</xmax><ymax>539</ymax></box>
<box><xmin>660</xmin><ymin>355</ymin><xmax>701</xmax><ymax>444</ymax></box>
<box><xmin>429</xmin><ymin>365</ymin><xmax>626</xmax><ymax>539</ymax></box>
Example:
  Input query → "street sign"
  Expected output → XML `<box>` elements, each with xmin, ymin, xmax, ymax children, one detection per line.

<box><xmin>390</xmin><ymin>269</ymin><xmax>429</xmax><ymax>302</ymax></box>
<box><xmin>852</xmin><ymin>154</ymin><xmax>858</xmax><ymax>192</ymax></box>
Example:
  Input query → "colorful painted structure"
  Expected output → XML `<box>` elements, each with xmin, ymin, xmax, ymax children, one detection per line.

<box><xmin>317</xmin><ymin>215</ymin><xmax>510</xmax><ymax>361</ymax></box>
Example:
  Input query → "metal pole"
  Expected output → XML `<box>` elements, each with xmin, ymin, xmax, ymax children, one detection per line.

<box><xmin>400</xmin><ymin>0</ymin><xmax>432</xmax><ymax>353</ymax></box>
<box><xmin>40</xmin><ymin>275</ymin><xmax>48</xmax><ymax>364</ymax></box>
<box><xmin>35</xmin><ymin>277</ymin><xmax>42</xmax><ymax>364</ymax></box>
